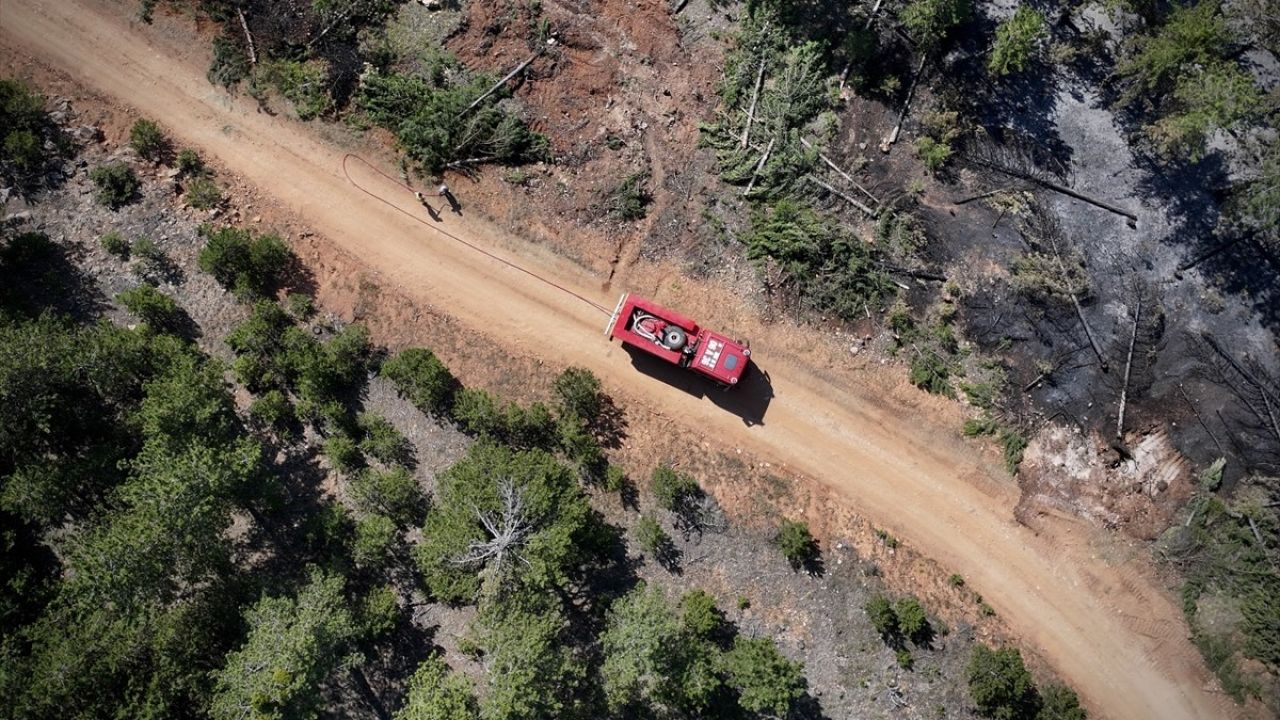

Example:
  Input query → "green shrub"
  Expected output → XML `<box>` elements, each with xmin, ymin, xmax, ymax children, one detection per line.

<box><xmin>176</xmin><ymin>148</ymin><xmax>203</xmax><ymax>175</ymax></box>
<box><xmin>865</xmin><ymin>595</ymin><xmax>899</xmax><ymax>639</ymax></box>
<box><xmin>949</xmin><ymin>573</ymin><xmax>965</xmax><ymax>587</ymax></box>
<box><xmin>381</xmin><ymin>347</ymin><xmax>458</xmax><ymax>417</ymax></box>
<box><xmin>902</xmin><ymin>0</ymin><xmax>972</xmax><ymax>51</ymax></box>
<box><xmin>896</xmin><ymin>648</ymin><xmax>914</xmax><ymax>669</ymax></box>
<box><xmin>358</xmin><ymin>69</ymin><xmax>550</xmax><ymax>173</ymax></box>
<box><xmin>603</xmin><ymin>464</ymin><xmax>627</xmax><ymax>492</ymax></box>
<box><xmin>90</xmin><ymin>162</ymin><xmax>140</xmax><ymax>209</ymax></box>
<box><xmin>248</xmin><ymin>389</ymin><xmax>296</xmax><ymax>438</ymax></box>
<box><xmin>357</xmin><ymin>412</ymin><xmax>412</xmax><ymax>467</ymax></box>
<box><xmin>999</xmin><ymin>429</ymin><xmax>1027</xmax><ymax>474</ymax></box>
<box><xmin>286</xmin><ymin>292</ymin><xmax>315</xmax><ymax>320</ymax></box>
<box><xmin>650</xmin><ymin>464</ymin><xmax>699</xmax><ymax>512</ymax></box>
<box><xmin>352</xmin><ymin>513</ymin><xmax>396</xmax><ymax>569</ymax></box>
<box><xmin>185</xmin><ymin>176</ymin><xmax>223</xmax><ymax>210</ymax></box>
<box><xmin>776</xmin><ymin>518</ymin><xmax>817</xmax><ymax>570</ymax></box>
<box><xmin>129</xmin><ymin>118</ymin><xmax>167</xmax><ymax>161</ymax></box>
<box><xmin>553</xmin><ymin>367</ymin><xmax>603</xmax><ymax>422</ymax></box>
<box><xmin>679</xmin><ymin>590</ymin><xmax>725</xmax><ymax>639</ymax></box>
<box><xmin>323</xmin><ymin>433</ymin><xmax>363</xmax><ymax>473</ymax></box>
<box><xmin>894</xmin><ymin>596</ymin><xmax>931</xmax><ymax>642</ymax></box>
<box><xmin>915</xmin><ymin>136</ymin><xmax>953</xmax><ymax>173</ymax></box>
<box><xmin>359</xmin><ymin>584</ymin><xmax>399</xmax><ymax>639</ymax></box>
<box><xmin>260</xmin><ymin>59</ymin><xmax>334</xmax><ymax>121</ymax></box>
<box><xmin>966</xmin><ymin>645</ymin><xmax>1037</xmax><ymax>719</ymax></box>
<box><xmin>988</xmin><ymin>7</ymin><xmax>1047</xmax><ymax>76</ymax></box>
<box><xmin>1</xmin><ymin>78</ymin><xmax>56</xmax><ymax>177</ymax></box>
<box><xmin>1038</xmin><ymin>684</ymin><xmax>1087</xmax><ymax>720</ymax></box>
<box><xmin>197</xmin><ymin>225</ymin><xmax>292</xmax><ymax>300</ymax></box>
<box><xmin>635</xmin><ymin>514</ymin><xmax>669</xmax><ymax>555</ymax></box>
<box><xmin>208</xmin><ymin>34</ymin><xmax>250</xmax><ymax>88</ymax></box>
<box><xmin>963</xmin><ymin>416</ymin><xmax>999</xmax><ymax>437</ymax></box>
<box><xmin>351</xmin><ymin>466</ymin><xmax>425</xmax><ymax>527</ymax></box>
<box><xmin>116</xmin><ymin>285</ymin><xmax>181</xmax><ymax>332</ymax></box>
<box><xmin>909</xmin><ymin>350</ymin><xmax>954</xmax><ymax>397</ymax></box>
<box><xmin>609</xmin><ymin>172</ymin><xmax>651</xmax><ymax>221</ymax></box>
<box><xmin>100</xmin><ymin>231</ymin><xmax>131</xmax><ymax>259</ymax></box>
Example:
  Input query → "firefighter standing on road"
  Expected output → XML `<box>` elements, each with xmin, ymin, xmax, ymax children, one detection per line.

<box><xmin>439</xmin><ymin>183</ymin><xmax>461</xmax><ymax>214</ymax></box>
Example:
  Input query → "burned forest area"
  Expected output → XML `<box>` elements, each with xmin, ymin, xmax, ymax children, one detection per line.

<box><xmin>2</xmin><ymin>0</ymin><xmax>1280</xmax><ymax>718</ymax></box>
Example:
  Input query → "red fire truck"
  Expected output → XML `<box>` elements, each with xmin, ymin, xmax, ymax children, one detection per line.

<box><xmin>605</xmin><ymin>293</ymin><xmax>751</xmax><ymax>387</ymax></box>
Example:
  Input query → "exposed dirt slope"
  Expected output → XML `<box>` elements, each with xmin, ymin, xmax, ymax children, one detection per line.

<box><xmin>0</xmin><ymin>2</ymin><xmax>1239</xmax><ymax>718</ymax></box>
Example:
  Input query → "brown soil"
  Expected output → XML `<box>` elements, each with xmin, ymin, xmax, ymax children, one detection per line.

<box><xmin>0</xmin><ymin>1</ymin><xmax>1254</xmax><ymax>718</ymax></box>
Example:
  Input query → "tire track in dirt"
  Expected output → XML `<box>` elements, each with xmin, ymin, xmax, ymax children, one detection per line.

<box><xmin>0</xmin><ymin>2</ymin><xmax>1242</xmax><ymax>718</ymax></box>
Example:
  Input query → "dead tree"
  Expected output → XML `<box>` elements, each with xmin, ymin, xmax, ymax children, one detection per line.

<box><xmin>237</xmin><ymin>8</ymin><xmax>257</xmax><ymax>65</ymax></box>
<box><xmin>458</xmin><ymin>50</ymin><xmax>543</xmax><ymax>118</ymax></box>
<box><xmin>965</xmin><ymin>136</ymin><xmax>1138</xmax><ymax>224</ymax></box>
<box><xmin>1116</xmin><ymin>291</ymin><xmax>1142</xmax><ymax>439</ymax></box>
<box><xmin>1202</xmin><ymin>334</ymin><xmax>1280</xmax><ymax>448</ymax></box>
<box><xmin>799</xmin><ymin>137</ymin><xmax>880</xmax><ymax>205</ymax></box>
<box><xmin>740</xmin><ymin>60</ymin><xmax>767</xmax><ymax>149</ymax></box>
<box><xmin>1020</xmin><ymin>208</ymin><xmax>1111</xmax><ymax>372</ymax></box>
<box><xmin>881</xmin><ymin>54</ymin><xmax>927</xmax><ymax>152</ymax></box>
<box><xmin>452</xmin><ymin>479</ymin><xmax>532</xmax><ymax>590</ymax></box>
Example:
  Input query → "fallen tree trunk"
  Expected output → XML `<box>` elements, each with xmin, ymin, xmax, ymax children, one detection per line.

<box><xmin>881</xmin><ymin>54</ymin><xmax>927</xmax><ymax>152</ymax></box>
<box><xmin>742</xmin><ymin>138</ymin><xmax>775</xmax><ymax>197</ymax></box>
<box><xmin>459</xmin><ymin>50</ymin><xmax>542</xmax><ymax>118</ymax></box>
<box><xmin>799</xmin><ymin>137</ymin><xmax>880</xmax><ymax>204</ymax></box>
<box><xmin>971</xmin><ymin>158</ymin><xmax>1138</xmax><ymax>224</ymax></box>
<box><xmin>1116</xmin><ymin>294</ymin><xmax>1142</xmax><ymax>439</ymax></box>
<box><xmin>740</xmin><ymin>60</ymin><xmax>767</xmax><ymax>149</ymax></box>
<box><xmin>238</xmin><ymin>8</ymin><xmax>257</xmax><ymax>65</ymax></box>
<box><xmin>805</xmin><ymin>175</ymin><xmax>878</xmax><ymax>217</ymax></box>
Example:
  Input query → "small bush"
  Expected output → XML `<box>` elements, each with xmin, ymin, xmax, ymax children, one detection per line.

<box><xmin>208</xmin><ymin>34</ymin><xmax>249</xmax><ymax>88</ymax></box>
<box><xmin>896</xmin><ymin>648</ymin><xmax>915</xmax><ymax>669</ymax></box>
<box><xmin>324</xmin><ymin>433</ymin><xmax>363</xmax><ymax>473</ymax></box>
<box><xmin>100</xmin><ymin>231</ymin><xmax>130</xmax><ymax>259</ymax></box>
<box><xmin>602</xmin><ymin>464</ymin><xmax>627</xmax><ymax>492</ymax></box>
<box><xmin>359</xmin><ymin>584</ymin><xmax>399</xmax><ymax>638</ymax></box>
<box><xmin>949</xmin><ymin>573</ymin><xmax>965</xmax><ymax>587</ymax></box>
<box><xmin>988</xmin><ymin>6</ymin><xmax>1047</xmax><ymax>76</ymax></box>
<box><xmin>679</xmin><ymin>590</ymin><xmax>725</xmax><ymax>639</ymax></box>
<box><xmin>776</xmin><ymin>518</ymin><xmax>817</xmax><ymax>570</ymax></box>
<box><xmin>116</xmin><ymin>285</ymin><xmax>181</xmax><ymax>332</ymax></box>
<box><xmin>999</xmin><ymin>429</ymin><xmax>1027</xmax><ymax>474</ymax></box>
<box><xmin>197</xmin><ymin>225</ymin><xmax>292</xmax><ymax>300</ymax></box>
<box><xmin>381</xmin><ymin>347</ymin><xmax>458</xmax><ymax>417</ymax></box>
<box><xmin>609</xmin><ymin>172</ymin><xmax>651</xmax><ymax>221</ymax></box>
<box><xmin>351</xmin><ymin>466</ymin><xmax>425</xmax><ymax>527</ymax></box>
<box><xmin>286</xmin><ymin>292</ymin><xmax>315</xmax><ymax>320</ymax></box>
<box><xmin>129</xmin><ymin>118</ymin><xmax>167</xmax><ymax>161</ymax></box>
<box><xmin>635</xmin><ymin>514</ymin><xmax>669</xmax><ymax>555</ymax></box>
<box><xmin>260</xmin><ymin>59</ymin><xmax>335</xmax><ymax>121</ymax></box>
<box><xmin>866</xmin><ymin>595</ymin><xmax>899</xmax><ymax>639</ymax></box>
<box><xmin>894</xmin><ymin>596</ymin><xmax>931</xmax><ymax>643</ymax></box>
<box><xmin>353</xmin><ymin>513</ymin><xmax>397</xmax><ymax>569</ymax></box>
<box><xmin>249</xmin><ymin>389</ymin><xmax>296</xmax><ymax>438</ymax></box>
<box><xmin>176</xmin><ymin>148</ymin><xmax>203</xmax><ymax>175</ymax></box>
<box><xmin>90</xmin><ymin>162</ymin><xmax>140</xmax><ymax>209</ymax></box>
<box><xmin>910</xmin><ymin>350</ymin><xmax>954</xmax><ymax>397</ymax></box>
<box><xmin>915</xmin><ymin>136</ymin><xmax>953</xmax><ymax>174</ymax></box>
<box><xmin>966</xmin><ymin>645</ymin><xmax>1037</xmax><ymax>719</ymax></box>
<box><xmin>553</xmin><ymin>366</ymin><xmax>603</xmax><ymax>422</ymax></box>
<box><xmin>651</xmin><ymin>464</ymin><xmax>699</xmax><ymax>512</ymax></box>
<box><xmin>357</xmin><ymin>412</ymin><xmax>412</xmax><ymax>466</ymax></box>
<box><xmin>185</xmin><ymin>176</ymin><xmax>223</xmax><ymax>210</ymax></box>
<box><xmin>963</xmin><ymin>416</ymin><xmax>999</xmax><ymax>437</ymax></box>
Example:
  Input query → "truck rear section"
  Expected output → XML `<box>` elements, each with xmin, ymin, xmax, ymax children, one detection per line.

<box><xmin>606</xmin><ymin>293</ymin><xmax>751</xmax><ymax>387</ymax></box>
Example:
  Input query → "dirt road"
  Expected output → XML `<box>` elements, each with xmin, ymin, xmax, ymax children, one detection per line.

<box><xmin>0</xmin><ymin>1</ymin><xmax>1236</xmax><ymax>717</ymax></box>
